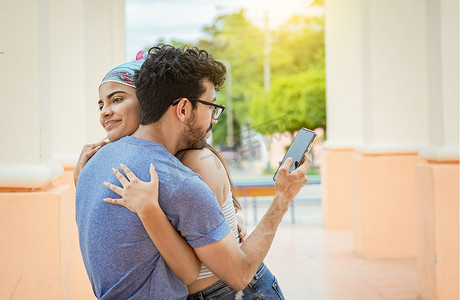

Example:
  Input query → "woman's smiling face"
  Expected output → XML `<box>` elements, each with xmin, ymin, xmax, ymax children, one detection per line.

<box><xmin>98</xmin><ymin>82</ymin><xmax>140</xmax><ymax>141</ymax></box>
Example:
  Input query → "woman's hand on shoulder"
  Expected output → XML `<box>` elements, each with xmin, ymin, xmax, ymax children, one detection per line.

<box><xmin>236</xmin><ymin>214</ymin><xmax>248</xmax><ymax>243</ymax></box>
<box><xmin>74</xmin><ymin>139</ymin><xmax>110</xmax><ymax>186</ymax></box>
<box><xmin>103</xmin><ymin>163</ymin><xmax>160</xmax><ymax>217</ymax></box>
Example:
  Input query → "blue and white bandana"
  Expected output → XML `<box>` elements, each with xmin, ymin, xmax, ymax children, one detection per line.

<box><xmin>100</xmin><ymin>50</ymin><xmax>148</xmax><ymax>88</ymax></box>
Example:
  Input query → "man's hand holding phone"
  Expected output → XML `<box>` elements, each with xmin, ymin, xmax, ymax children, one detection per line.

<box><xmin>273</xmin><ymin>155</ymin><xmax>311</xmax><ymax>208</ymax></box>
<box><xmin>271</xmin><ymin>127</ymin><xmax>316</xmax><ymax>209</ymax></box>
<box><xmin>273</xmin><ymin>128</ymin><xmax>316</xmax><ymax>181</ymax></box>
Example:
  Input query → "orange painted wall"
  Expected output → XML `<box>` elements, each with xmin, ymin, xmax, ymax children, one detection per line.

<box><xmin>352</xmin><ymin>153</ymin><xmax>426</xmax><ymax>259</ymax></box>
<box><xmin>0</xmin><ymin>186</ymin><xmax>63</xmax><ymax>299</ymax></box>
<box><xmin>415</xmin><ymin>163</ymin><xmax>436</xmax><ymax>300</ymax></box>
<box><xmin>0</xmin><ymin>169</ymin><xmax>95</xmax><ymax>299</ymax></box>
<box><xmin>416</xmin><ymin>162</ymin><xmax>459</xmax><ymax>300</ymax></box>
<box><xmin>321</xmin><ymin>149</ymin><xmax>355</xmax><ymax>229</ymax></box>
<box><xmin>55</xmin><ymin>169</ymin><xmax>95</xmax><ymax>299</ymax></box>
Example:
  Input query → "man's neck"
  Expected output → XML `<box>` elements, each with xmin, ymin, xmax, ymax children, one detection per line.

<box><xmin>132</xmin><ymin>122</ymin><xmax>181</xmax><ymax>155</ymax></box>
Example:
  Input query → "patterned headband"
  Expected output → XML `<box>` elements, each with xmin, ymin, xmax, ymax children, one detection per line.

<box><xmin>100</xmin><ymin>50</ymin><xmax>147</xmax><ymax>88</ymax></box>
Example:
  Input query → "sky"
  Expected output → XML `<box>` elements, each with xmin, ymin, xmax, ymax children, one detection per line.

<box><xmin>125</xmin><ymin>0</ymin><xmax>318</xmax><ymax>60</ymax></box>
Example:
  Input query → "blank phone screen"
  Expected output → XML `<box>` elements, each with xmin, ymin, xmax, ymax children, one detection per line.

<box><xmin>273</xmin><ymin>128</ymin><xmax>316</xmax><ymax>181</ymax></box>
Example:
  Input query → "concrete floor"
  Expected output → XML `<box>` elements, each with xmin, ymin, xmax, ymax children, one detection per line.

<box><xmin>241</xmin><ymin>184</ymin><xmax>418</xmax><ymax>300</ymax></box>
<box><xmin>260</xmin><ymin>225</ymin><xmax>418</xmax><ymax>300</ymax></box>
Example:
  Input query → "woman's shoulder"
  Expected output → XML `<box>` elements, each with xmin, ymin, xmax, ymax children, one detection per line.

<box><xmin>179</xmin><ymin>148</ymin><xmax>228</xmax><ymax>200</ymax></box>
<box><xmin>180</xmin><ymin>148</ymin><xmax>224</xmax><ymax>172</ymax></box>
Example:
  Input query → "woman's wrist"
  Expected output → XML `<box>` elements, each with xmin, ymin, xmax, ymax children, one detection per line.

<box><xmin>138</xmin><ymin>200</ymin><xmax>162</xmax><ymax>220</ymax></box>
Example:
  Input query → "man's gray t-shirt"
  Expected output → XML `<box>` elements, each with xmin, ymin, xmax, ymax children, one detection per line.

<box><xmin>76</xmin><ymin>136</ymin><xmax>230</xmax><ymax>299</ymax></box>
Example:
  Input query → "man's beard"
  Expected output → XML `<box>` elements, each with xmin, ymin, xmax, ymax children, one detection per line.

<box><xmin>182</xmin><ymin>114</ymin><xmax>211</xmax><ymax>150</ymax></box>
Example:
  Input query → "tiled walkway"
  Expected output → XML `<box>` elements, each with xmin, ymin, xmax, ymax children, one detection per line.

<box><xmin>242</xmin><ymin>184</ymin><xmax>418</xmax><ymax>300</ymax></box>
<box><xmin>262</xmin><ymin>226</ymin><xmax>418</xmax><ymax>300</ymax></box>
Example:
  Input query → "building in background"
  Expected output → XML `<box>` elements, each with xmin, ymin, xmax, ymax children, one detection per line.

<box><xmin>322</xmin><ymin>0</ymin><xmax>458</xmax><ymax>299</ymax></box>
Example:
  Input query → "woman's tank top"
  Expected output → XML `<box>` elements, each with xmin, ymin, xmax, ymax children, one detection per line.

<box><xmin>196</xmin><ymin>184</ymin><xmax>241</xmax><ymax>279</ymax></box>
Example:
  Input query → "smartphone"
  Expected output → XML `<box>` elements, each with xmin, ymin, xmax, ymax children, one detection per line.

<box><xmin>273</xmin><ymin>128</ymin><xmax>317</xmax><ymax>181</ymax></box>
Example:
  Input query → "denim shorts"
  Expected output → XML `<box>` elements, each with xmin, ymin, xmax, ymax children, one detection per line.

<box><xmin>187</xmin><ymin>262</ymin><xmax>285</xmax><ymax>300</ymax></box>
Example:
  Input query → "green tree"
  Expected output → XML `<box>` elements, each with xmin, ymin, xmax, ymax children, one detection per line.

<box><xmin>249</xmin><ymin>68</ymin><xmax>325</xmax><ymax>134</ymax></box>
<box><xmin>270</xmin><ymin>15</ymin><xmax>325</xmax><ymax>76</ymax></box>
<box><xmin>197</xmin><ymin>10</ymin><xmax>265</xmax><ymax>146</ymax></box>
<box><xmin>248</xmin><ymin>13</ymin><xmax>326</xmax><ymax>135</ymax></box>
<box><xmin>149</xmin><ymin>7</ymin><xmax>326</xmax><ymax>144</ymax></box>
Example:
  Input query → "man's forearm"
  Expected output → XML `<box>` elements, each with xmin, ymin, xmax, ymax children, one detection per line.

<box><xmin>195</xmin><ymin>158</ymin><xmax>309</xmax><ymax>291</ymax></box>
<box><xmin>237</xmin><ymin>195</ymin><xmax>289</xmax><ymax>284</ymax></box>
<box><xmin>194</xmin><ymin>195</ymin><xmax>290</xmax><ymax>291</ymax></box>
<box><xmin>241</xmin><ymin>196</ymin><xmax>287</xmax><ymax>251</ymax></box>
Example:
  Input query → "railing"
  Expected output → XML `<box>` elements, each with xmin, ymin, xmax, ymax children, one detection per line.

<box><xmin>234</xmin><ymin>178</ymin><xmax>321</xmax><ymax>224</ymax></box>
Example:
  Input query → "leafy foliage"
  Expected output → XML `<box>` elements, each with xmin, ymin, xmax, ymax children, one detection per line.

<box><xmin>149</xmin><ymin>7</ymin><xmax>326</xmax><ymax>146</ymax></box>
<box><xmin>249</xmin><ymin>13</ymin><xmax>326</xmax><ymax>134</ymax></box>
<box><xmin>249</xmin><ymin>68</ymin><xmax>326</xmax><ymax>134</ymax></box>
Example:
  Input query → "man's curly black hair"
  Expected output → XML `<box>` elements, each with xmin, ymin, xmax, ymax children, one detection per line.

<box><xmin>134</xmin><ymin>44</ymin><xmax>226</xmax><ymax>125</ymax></box>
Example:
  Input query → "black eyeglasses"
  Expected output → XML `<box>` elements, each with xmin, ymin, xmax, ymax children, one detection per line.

<box><xmin>171</xmin><ymin>98</ymin><xmax>225</xmax><ymax>120</ymax></box>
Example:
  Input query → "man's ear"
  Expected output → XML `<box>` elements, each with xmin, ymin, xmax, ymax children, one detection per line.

<box><xmin>173</xmin><ymin>98</ymin><xmax>189</xmax><ymax>122</ymax></box>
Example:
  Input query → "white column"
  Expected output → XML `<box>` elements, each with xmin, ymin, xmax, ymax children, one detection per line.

<box><xmin>324</xmin><ymin>0</ymin><xmax>364</xmax><ymax>150</ymax></box>
<box><xmin>322</xmin><ymin>0</ymin><xmax>365</xmax><ymax>229</ymax></box>
<box><xmin>418</xmin><ymin>0</ymin><xmax>459</xmax><ymax>161</ymax></box>
<box><xmin>352</xmin><ymin>0</ymin><xmax>430</xmax><ymax>259</ymax></box>
<box><xmin>49</xmin><ymin>0</ymin><xmax>87</xmax><ymax>167</ymax></box>
<box><xmin>0</xmin><ymin>0</ymin><xmax>126</xmax><ymax>188</ymax></box>
<box><xmin>358</xmin><ymin>0</ymin><xmax>429</xmax><ymax>154</ymax></box>
<box><xmin>415</xmin><ymin>0</ymin><xmax>459</xmax><ymax>299</ymax></box>
<box><xmin>51</xmin><ymin>0</ymin><xmax>126</xmax><ymax>167</ymax></box>
<box><xmin>82</xmin><ymin>0</ymin><xmax>126</xmax><ymax>147</ymax></box>
<box><xmin>0</xmin><ymin>0</ymin><xmax>62</xmax><ymax>188</ymax></box>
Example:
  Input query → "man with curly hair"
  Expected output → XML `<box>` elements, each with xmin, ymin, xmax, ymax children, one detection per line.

<box><xmin>76</xmin><ymin>44</ymin><xmax>309</xmax><ymax>299</ymax></box>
